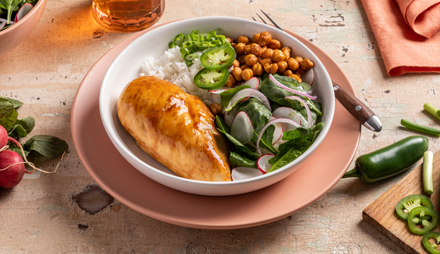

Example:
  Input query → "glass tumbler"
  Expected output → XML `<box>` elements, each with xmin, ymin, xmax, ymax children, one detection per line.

<box><xmin>92</xmin><ymin>0</ymin><xmax>165</xmax><ymax>31</ymax></box>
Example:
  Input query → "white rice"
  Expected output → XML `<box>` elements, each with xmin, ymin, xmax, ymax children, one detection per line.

<box><xmin>139</xmin><ymin>46</ymin><xmax>212</xmax><ymax>105</ymax></box>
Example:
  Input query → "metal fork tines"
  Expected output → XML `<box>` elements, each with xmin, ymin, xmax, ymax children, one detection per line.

<box><xmin>252</xmin><ymin>10</ymin><xmax>284</xmax><ymax>31</ymax></box>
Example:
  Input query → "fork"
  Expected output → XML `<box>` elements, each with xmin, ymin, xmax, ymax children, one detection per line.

<box><xmin>253</xmin><ymin>10</ymin><xmax>382</xmax><ymax>132</ymax></box>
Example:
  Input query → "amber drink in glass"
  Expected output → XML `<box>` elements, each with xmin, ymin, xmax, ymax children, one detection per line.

<box><xmin>92</xmin><ymin>0</ymin><xmax>164</xmax><ymax>31</ymax></box>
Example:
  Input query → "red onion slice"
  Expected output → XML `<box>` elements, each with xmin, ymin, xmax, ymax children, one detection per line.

<box><xmin>256</xmin><ymin>118</ymin><xmax>301</xmax><ymax>154</ymax></box>
<box><xmin>269</xmin><ymin>74</ymin><xmax>317</xmax><ymax>100</ymax></box>
<box><xmin>272</xmin><ymin>107</ymin><xmax>302</xmax><ymax>129</ymax></box>
<box><xmin>224</xmin><ymin>88</ymin><xmax>271</xmax><ymax>112</ymax></box>
<box><xmin>301</xmin><ymin>68</ymin><xmax>315</xmax><ymax>87</ymax></box>
<box><xmin>285</xmin><ymin>96</ymin><xmax>313</xmax><ymax>128</ymax></box>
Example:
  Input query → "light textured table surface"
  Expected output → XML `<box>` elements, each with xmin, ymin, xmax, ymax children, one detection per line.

<box><xmin>1</xmin><ymin>0</ymin><xmax>440</xmax><ymax>253</ymax></box>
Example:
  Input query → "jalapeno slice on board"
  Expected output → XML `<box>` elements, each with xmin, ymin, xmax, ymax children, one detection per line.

<box><xmin>194</xmin><ymin>68</ymin><xmax>229</xmax><ymax>89</ymax></box>
<box><xmin>200</xmin><ymin>45</ymin><xmax>236</xmax><ymax>70</ymax></box>
<box><xmin>407</xmin><ymin>207</ymin><xmax>439</xmax><ymax>235</ymax></box>
<box><xmin>423</xmin><ymin>231</ymin><xmax>440</xmax><ymax>254</ymax></box>
<box><xmin>395</xmin><ymin>194</ymin><xmax>434</xmax><ymax>220</ymax></box>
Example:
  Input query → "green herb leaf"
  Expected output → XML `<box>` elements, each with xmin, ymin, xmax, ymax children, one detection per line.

<box><xmin>16</xmin><ymin>116</ymin><xmax>35</xmax><ymax>133</ymax></box>
<box><xmin>230</xmin><ymin>151</ymin><xmax>257</xmax><ymax>168</ymax></box>
<box><xmin>9</xmin><ymin>124</ymin><xmax>27</xmax><ymax>137</ymax></box>
<box><xmin>24</xmin><ymin>135</ymin><xmax>69</xmax><ymax>161</ymax></box>
<box><xmin>268</xmin><ymin>149</ymin><xmax>302</xmax><ymax>172</ymax></box>
<box><xmin>282</xmin><ymin>127</ymin><xmax>311</xmax><ymax>141</ymax></box>
<box><xmin>0</xmin><ymin>96</ymin><xmax>24</xmax><ymax>109</ymax></box>
<box><xmin>0</xmin><ymin>98</ymin><xmax>18</xmax><ymax>131</ymax></box>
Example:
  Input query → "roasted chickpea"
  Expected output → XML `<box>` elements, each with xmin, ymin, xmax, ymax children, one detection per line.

<box><xmin>244</xmin><ymin>54</ymin><xmax>258</xmax><ymax>66</ymax></box>
<box><xmin>234</xmin><ymin>43</ymin><xmax>246</xmax><ymax>56</ymax></box>
<box><xmin>268</xmin><ymin>39</ymin><xmax>281</xmax><ymax>49</ymax></box>
<box><xmin>261</xmin><ymin>48</ymin><xmax>274</xmax><ymax>59</ymax></box>
<box><xmin>250</xmin><ymin>43</ymin><xmax>262</xmax><ymax>56</ymax></box>
<box><xmin>289</xmin><ymin>74</ymin><xmax>302</xmax><ymax>83</ymax></box>
<box><xmin>295</xmin><ymin>56</ymin><xmax>303</xmax><ymax>65</ymax></box>
<box><xmin>237</xmin><ymin>55</ymin><xmax>246</xmax><ymax>65</ymax></box>
<box><xmin>296</xmin><ymin>68</ymin><xmax>305</xmax><ymax>75</ymax></box>
<box><xmin>231</xmin><ymin>42</ymin><xmax>237</xmax><ymax>47</ymax></box>
<box><xmin>263</xmin><ymin>63</ymin><xmax>278</xmax><ymax>74</ymax></box>
<box><xmin>281</xmin><ymin>47</ymin><xmax>291</xmax><ymax>60</ymax></box>
<box><xmin>225</xmin><ymin>74</ymin><xmax>237</xmax><ymax>87</ymax></box>
<box><xmin>283</xmin><ymin>70</ymin><xmax>293</xmax><ymax>76</ymax></box>
<box><xmin>252</xmin><ymin>33</ymin><xmax>260</xmax><ymax>43</ymax></box>
<box><xmin>259</xmin><ymin>31</ymin><xmax>272</xmax><ymax>47</ymax></box>
<box><xmin>287</xmin><ymin>58</ymin><xmax>299</xmax><ymax>71</ymax></box>
<box><xmin>209</xmin><ymin>103</ymin><xmax>222</xmax><ymax>116</ymax></box>
<box><xmin>272</xmin><ymin>49</ymin><xmax>285</xmax><ymax>62</ymax></box>
<box><xmin>231</xmin><ymin>67</ymin><xmax>243</xmax><ymax>81</ymax></box>
<box><xmin>277</xmin><ymin>61</ymin><xmax>288</xmax><ymax>73</ymax></box>
<box><xmin>241</xmin><ymin>64</ymin><xmax>250</xmax><ymax>70</ymax></box>
<box><xmin>244</xmin><ymin>44</ymin><xmax>252</xmax><ymax>55</ymax></box>
<box><xmin>252</xmin><ymin>62</ymin><xmax>263</xmax><ymax>76</ymax></box>
<box><xmin>259</xmin><ymin>58</ymin><xmax>273</xmax><ymax>67</ymax></box>
<box><xmin>232</xmin><ymin>59</ymin><xmax>240</xmax><ymax>68</ymax></box>
<box><xmin>226</xmin><ymin>37</ymin><xmax>233</xmax><ymax>44</ymax></box>
<box><xmin>242</xmin><ymin>69</ymin><xmax>253</xmax><ymax>81</ymax></box>
<box><xmin>301</xmin><ymin>59</ymin><xmax>314</xmax><ymax>71</ymax></box>
<box><xmin>237</xmin><ymin>35</ymin><xmax>250</xmax><ymax>44</ymax></box>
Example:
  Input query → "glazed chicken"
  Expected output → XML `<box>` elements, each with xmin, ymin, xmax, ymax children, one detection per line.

<box><xmin>117</xmin><ymin>76</ymin><xmax>231</xmax><ymax>181</ymax></box>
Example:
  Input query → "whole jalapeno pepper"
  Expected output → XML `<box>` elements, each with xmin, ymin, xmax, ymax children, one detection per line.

<box><xmin>343</xmin><ymin>135</ymin><xmax>429</xmax><ymax>183</ymax></box>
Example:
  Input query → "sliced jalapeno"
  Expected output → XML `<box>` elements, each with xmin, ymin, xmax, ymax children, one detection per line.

<box><xmin>193</xmin><ymin>68</ymin><xmax>229</xmax><ymax>90</ymax></box>
<box><xmin>407</xmin><ymin>206</ymin><xmax>439</xmax><ymax>235</ymax></box>
<box><xmin>200</xmin><ymin>45</ymin><xmax>236</xmax><ymax>70</ymax></box>
<box><xmin>396</xmin><ymin>194</ymin><xmax>434</xmax><ymax>221</ymax></box>
<box><xmin>422</xmin><ymin>231</ymin><xmax>440</xmax><ymax>254</ymax></box>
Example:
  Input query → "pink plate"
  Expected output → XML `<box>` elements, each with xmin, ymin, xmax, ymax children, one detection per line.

<box><xmin>71</xmin><ymin>21</ymin><xmax>361</xmax><ymax>229</ymax></box>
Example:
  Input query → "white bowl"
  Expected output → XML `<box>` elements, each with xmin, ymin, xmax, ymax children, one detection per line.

<box><xmin>99</xmin><ymin>16</ymin><xmax>335</xmax><ymax>196</ymax></box>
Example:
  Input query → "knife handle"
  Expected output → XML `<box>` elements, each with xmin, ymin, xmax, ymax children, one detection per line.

<box><xmin>332</xmin><ymin>81</ymin><xmax>381</xmax><ymax>132</ymax></box>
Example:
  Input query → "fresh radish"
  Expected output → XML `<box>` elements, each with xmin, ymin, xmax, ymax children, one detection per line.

<box><xmin>211</xmin><ymin>93</ymin><xmax>221</xmax><ymax>105</ymax></box>
<box><xmin>243</xmin><ymin>77</ymin><xmax>259</xmax><ymax>90</ymax></box>
<box><xmin>14</xmin><ymin>4</ymin><xmax>33</xmax><ymax>23</ymax></box>
<box><xmin>257</xmin><ymin>154</ymin><xmax>275</xmax><ymax>174</ymax></box>
<box><xmin>209</xmin><ymin>86</ymin><xmax>239</xmax><ymax>94</ymax></box>
<box><xmin>269</xmin><ymin>116</ymin><xmax>283</xmax><ymax>145</ymax></box>
<box><xmin>224</xmin><ymin>107</ymin><xmax>237</xmax><ymax>126</ymax></box>
<box><xmin>224</xmin><ymin>88</ymin><xmax>271</xmax><ymax>112</ymax></box>
<box><xmin>301</xmin><ymin>68</ymin><xmax>315</xmax><ymax>87</ymax></box>
<box><xmin>0</xmin><ymin>150</ymin><xmax>27</xmax><ymax>188</ymax></box>
<box><xmin>0</xmin><ymin>21</ymin><xmax>5</xmax><ymax>30</ymax></box>
<box><xmin>0</xmin><ymin>125</ymin><xmax>8</xmax><ymax>150</ymax></box>
<box><xmin>272</xmin><ymin>107</ymin><xmax>303</xmax><ymax>129</ymax></box>
<box><xmin>256</xmin><ymin>118</ymin><xmax>301</xmax><ymax>154</ymax></box>
<box><xmin>285</xmin><ymin>96</ymin><xmax>313</xmax><ymax>128</ymax></box>
<box><xmin>269</xmin><ymin>74</ymin><xmax>317</xmax><ymax>100</ymax></box>
<box><xmin>231</xmin><ymin>167</ymin><xmax>263</xmax><ymax>181</ymax></box>
<box><xmin>231</xmin><ymin>111</ymin><xmax>254</xmax><ymax>144</ymax></box>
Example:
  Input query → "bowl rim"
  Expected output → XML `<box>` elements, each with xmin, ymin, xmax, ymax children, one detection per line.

<box><xmin>99</xmin><ymin>16</ymin><xmax>335</xmax><ymax>186</ymax></box>
<box><xmin>0</xmin><ymin>0</ymin><xmax>46</xmax><ymax>35</ymax></box>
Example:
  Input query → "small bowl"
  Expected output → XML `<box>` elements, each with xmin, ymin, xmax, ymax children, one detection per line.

<box><xmin>99</xmin><ymin>17</ymin><xmax>335</xmax><ymax>196</ymax></box>
<box><xmin>0</xmin><ymin>0</ymin><xmax>47</xmax><ymax>57</ymax></box>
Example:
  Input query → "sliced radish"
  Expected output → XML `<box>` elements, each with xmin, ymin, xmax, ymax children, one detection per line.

<box><xmin>256</xmin><ymin>118</ymin><xmax>301</xmax><ymax>154</ymax></box>
<box><xmin>14</xmin><ymin>4</ymin><xmax>33</xmax><ymax>22</ymax></box>
<box><xmin>269</xmin><ymin>116</ymin><xmax>283</xmax><ymax>145</ymax></box>
<box><xmin>224</xmin><ymin>88</ymin><xmax>271</xmax><ymax>112</ymax></box>
<box><xmin>257</xmin><ymin>154</ymin><xmax>275</xmax><ymax>174</ymax></box>
<box><xmin>301</xmin><ymin>68</ymin><xmax>315</xmax><ymax>87</ymax></box>
<box><xmin>209</xmin><ymin>86</ymin><xmax>234</xmax><ymax>94</ymax></box>
<box><xmin>306</xmin><ymin>88</ymin><xmax>314</xmax><ymax>95</ymax></box>
<box><xmin>231</xmin><ymin>167</ymin><xmax>263</xmax><ymax>181</ymax></box>
<box><xmin>269</xmin><ymin>74</ymin><xmax>317</xmax><ymax>100</ymax></box>
<box><xmin>231</xmin><ymin>111</ymin><xmax>254</xmax><ymax>144</ymax></box>
<box><xmin>285</xmin><ymin>96</ymin><xmax>313</xmax><ymax>128</ymax></box>
<box><xmin>0</xmin><ymin>22</ymin><xmax>5</xmax><ymax>30</ymax></box>
<box><xmin>224</xmin><ymin>107</ymin><xmax>237</xmax><ymax>126</ymax></box>
<box><xmin>243</xmin><ymin>77</ymin><xmax>259</xmax><ymax>90</ymax></box>
<box><xmin>211</xmin><ymin>93</ymin><xmax>221</xmax><ymax>105</ymax></box>
<box><xmin>272</xmin><ymin>107</ymin><xmax>303</xmax><ymax>129</ymax></box>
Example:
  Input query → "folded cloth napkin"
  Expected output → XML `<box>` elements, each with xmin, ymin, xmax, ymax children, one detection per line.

<box><xmin>396</xmin><ymin>0</ymin><xmax>440</xmax><ymax>38</ymax></box>
<box><xmin>361</xmin><ymin>0</ymin><xmax>440</xmax><ymax>76</ymax></box>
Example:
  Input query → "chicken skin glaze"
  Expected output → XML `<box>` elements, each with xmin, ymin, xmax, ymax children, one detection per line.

<box><xmin>117</xmin><ymin>76</ymin><xmax>231</xmax><ymax>181</ymax></box>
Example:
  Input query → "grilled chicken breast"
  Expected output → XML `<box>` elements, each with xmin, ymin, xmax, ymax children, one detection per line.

<box><xmin>117</xmin><ymin>76</ymin><xmax>231</xmax><ymax>181</ymax></box>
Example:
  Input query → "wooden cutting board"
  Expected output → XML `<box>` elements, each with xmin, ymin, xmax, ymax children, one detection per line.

<box><xmin>363</xmin><ymin>149</ymin><xmax>440</xmax><ymax>254</ymax></box>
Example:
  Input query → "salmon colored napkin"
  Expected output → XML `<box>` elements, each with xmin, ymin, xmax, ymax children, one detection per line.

<box><xmin>360</xmin><ymin>0</ymin><xmax>440</xmax><ymax>76</ymax></box>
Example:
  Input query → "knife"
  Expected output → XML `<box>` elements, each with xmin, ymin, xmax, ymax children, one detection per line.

<box><xmin>332</xmin><ymin>81</ymin><xmax>382</xmax><ymax>132</ymax></box>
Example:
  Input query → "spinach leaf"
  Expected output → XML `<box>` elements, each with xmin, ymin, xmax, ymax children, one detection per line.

<box><xmin>24</xmin><ymin>135</ymin><xmax>69</xmax><ymax>162</ymax></box>
<box><xmin>0</xmin><ymin>96</ymin><xmax>24</xmax><ymax>109</ymax></box>
<box><xmin>0</xmin><ymin>98</ymin><xmax>18</xmax><ymax>131</ymax></box>
<box><xmin>282</xmin><ymin>127</ymin><xmax>311</xmax><ymax>141</ymax></box>
<box><xmin>0</xmin><ymin>0</ymin><xmax>22</xmax><ymax>24</ymax></box>
<box><xmin>230</xmin><ymin>151</ymin><xmax>257</xmax><ymax>168</ymax></box>
<box><xmin>268</xmin><ymin>149</ymin><xmax>302</xmax><ymax>172</ymax></box>
<box><xmin>215</xmin><ymin>115</ymin><xmax>230</xmax><ymax>134</ymax></box>
<box><xmin>220</xmin><ymin>85</ymin><xmax>250</xmax><ymax>108</ymax></box>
